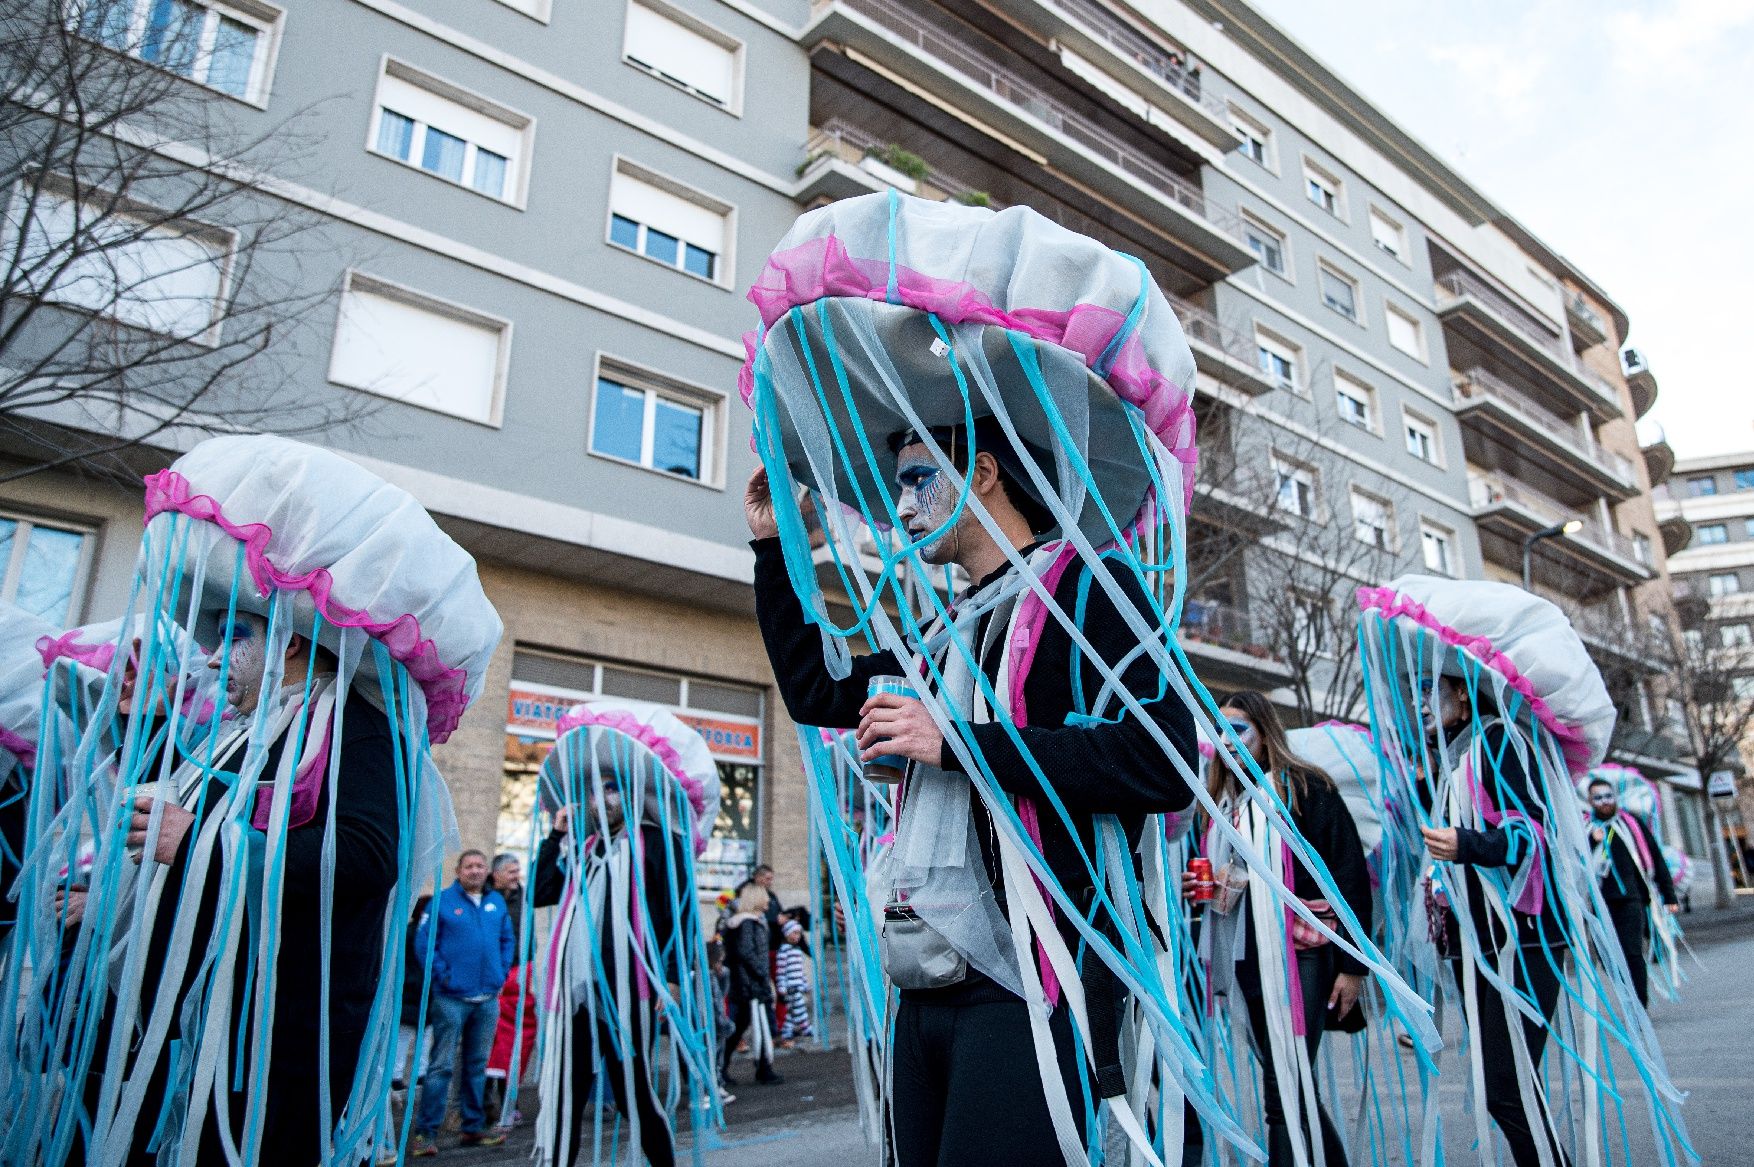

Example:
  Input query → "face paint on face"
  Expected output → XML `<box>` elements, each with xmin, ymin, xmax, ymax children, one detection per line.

<box><xmin>1421</xmin><ymin>677</ymin><xmax>1467</xmax><ymax>737</ymax></box>
<box><xmin>895</xmin><ymin>445</ymin><xmax>962</xmax><ymax>566</ymax></box>
<box><xmin>1220</xmin><ymin>710</ymin><xmax>1263</xmax><ymax>766</ymax></box>
<box><xmin>208</xmin><ymin>613</ymin><xmax>269</xmax><ymax>715</ymax></box>
<box><xmin>597</xmin><ymin>783</ymin><xmax>625</xmax><ymax>834</ymax></box>
<box><xmin>1589</xmin><ymin>789</ymin><xmax>1617</xmax><ymax>817</ymax></box>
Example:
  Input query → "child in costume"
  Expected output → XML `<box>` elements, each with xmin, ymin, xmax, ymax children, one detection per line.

<box><xmin>0</xmin><ymin>434</ymin><xmax>501</xmax><ymax>1167</ymax></box>
<box><xmin>1357</xmin><ymin>575</ymin><xmax>1695</xmax><ymax>1167</ymax></box>
<box><xmin>528</xmin><ymin>699</ymin><xmax>720</xmax><ymax>1167</ymax></box>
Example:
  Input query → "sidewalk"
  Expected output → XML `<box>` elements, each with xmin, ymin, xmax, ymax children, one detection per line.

<box><xmin>1673</xmin><ymin>892</ymin><xmax>1754</xmax><ymax>943</ymax></box>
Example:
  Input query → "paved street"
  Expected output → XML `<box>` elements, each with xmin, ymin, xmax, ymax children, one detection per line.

<box><xmin>437</xmin><ymin>908</ymin><xmax>1753</xmax><ymax>1166</ymax></box>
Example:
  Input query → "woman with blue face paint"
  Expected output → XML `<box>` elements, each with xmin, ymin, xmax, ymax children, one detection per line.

<box><xmin>1188</xmin><ymin>692</ymin><xmax>1369</xmax><ymax>1167</ymax></box>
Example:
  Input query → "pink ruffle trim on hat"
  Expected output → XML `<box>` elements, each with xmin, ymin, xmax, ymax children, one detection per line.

<box><xmin>36</xmin><ymin>632</ymin><xmax>116</xmax><ymax>674</ymax></box>
<box><xmin>1356</xmin><ymin>586</ymin><xmax>1593</xmax><ymax>775</ymax></box>
<box><xmin>554</xmin><ymin>706</ymin><xmax>710</xmax><ymax>853</ymax></box>
<box><xmin>0</xmin><ymin>726</ymin><xmax>34</xmax><ymax>769</ymax></box>
<box><xmin>738</xmin><ymin>234</ymin><xmax>1199</xmax><ymax>510</ymax></box>
<box><xmin>142</xmin><ymin>469</ymin><xmax>472</xmax><ymax>743</ymax></box>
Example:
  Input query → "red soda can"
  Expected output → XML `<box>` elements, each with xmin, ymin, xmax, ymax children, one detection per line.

<box><xmin>1188</xmin><ymin>857</ymin><xmax>1214</xmax><ymax>902</ymax></box>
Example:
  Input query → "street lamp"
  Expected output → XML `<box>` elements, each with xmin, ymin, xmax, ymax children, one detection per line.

<box><xmin>1521</xmin><ymin>519</ymin><xmax>1583</xmax><ymax>591</ymax></box>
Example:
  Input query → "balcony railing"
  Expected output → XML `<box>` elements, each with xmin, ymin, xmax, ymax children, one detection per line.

<box><xmin>1051</xmin><ymin>0</ymin><xmax>1224</xmax><ymax>118</ymax></box>
<box><xmin>1452</xmin><ymin>367</ymin><xmax>1635</xmax><ymax>485</ymax></box>
<box><xmin>1181</xmin><ymin>598</ymin><xmax>1280</xmax><ymax>661</ymax></box>
<box><xmin>805</xmin><ymin>121</ymin><xmax>996</xmax><ymax>207</ymax></box>
<box><xmin>1470</xmin><ymin>474</ymin><xmax>1646</xmax><ymax>566</ymax></box>
<box><xmin>1437</xmin><ymin>269</ymin><xmax>1568</xmax><ymax>361</ymax></box>
<box><xmin>1567</xmin><ymin>292</ymin><xmax>1606</xmax><ymax>335</ymax></box>
<box><xmin>1166</xmin><ymin>293</ymin><xmax>1257</xmax><ymax>370</ymax></box>
<box><xmin>823</xmin><ymin>0</ymin><xmax>1244</xmax><ymax>241</ymax></box>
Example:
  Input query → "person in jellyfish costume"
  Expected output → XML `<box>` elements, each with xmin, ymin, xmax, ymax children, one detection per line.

<box><xmin>1575</xmin><ymin>763</ymin><xmax>1681</xmax><ymax>1006</ymax></box>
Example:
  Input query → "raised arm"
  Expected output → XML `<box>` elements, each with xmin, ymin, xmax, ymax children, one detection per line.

<box><xmin>752</xmin><ymin>537</ymin><xmax>900</xmax><ymax>727</ymax></box>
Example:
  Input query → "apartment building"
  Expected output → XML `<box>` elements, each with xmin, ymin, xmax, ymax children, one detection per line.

<box><xmin>1</xmin><ymin>0</ymin><xmax>1698</xmax><ymax>890</ymax></box>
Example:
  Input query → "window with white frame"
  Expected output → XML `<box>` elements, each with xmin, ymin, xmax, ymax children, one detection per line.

<box><xmin>1698</xmin><ymin>523</ymin><xmax>1729</xmax><ymax>545</ymax></box>
<box><xmin>1351</xmin><ymin>488</ymin><xmax>1394</xmax><ymax>550</ymax></box>
<box><xmin>1720</xmin><ymin>623</ymin><xmax>1753</xmax><ymax>648</ymax></box>
<box><xmin>1368</xmin><ymin>206</ymin><xmax>1407</xmax><ymax>260</ymax></box>
<box><xmin>1735</xmin><ymin>468</ymin><xmax>1754</xmax><ymax>491</ymax></box>
<box><xmin>1420</xmin><ymin>521</ymin><xmax>1455</xmax><ymax>575</ymax></box>
<box><xmin>11</xmin><ymin>182</ymin><xmax>231</xmax><ymax>341</ymax></box>
<box><xmin>1272</xmin><ymin>454</ymin><xmax>1318</xmax><ymax>519</ymax></box>
<box><xmin>328</xmin><ymin>272</ymin><xmax>510</xmax><ymax>425</ymax></box>
<box><xmin>1254</xmin><ymin>328</ymin><xmax>1302</xmax><ymax>394</ymax></box>
<box><xmin>1241</xmin><ymin>214</ymin><xmax>1286</xmax><ymax>276</ymax></box>
<box><xmin>1334</xmin><ymin>371</ymin><xmax>1376</xmax><ymax>432</ymax></box>
<box><xmin>1745</xmin><ymin>518</ymin><xmax>1754</xmax><ymax>539</ymax></box>
<box><xmin>77</xmin><ymin>0</ymin><xmax>282</xmax><ymax>103</ymax></box>
<box><xmin>370</xmin><ymin>62</ymin><xmax>532</xmax><ymax>204</ymax></box>
<box><xmin>0</xmin><ymin>512</ymin><xmax>92</xmax><ymax>625</ymax></box>
<box><xmin>1318</xmin><ymin>262</ymin><xmax>1359</xmax><ymax>322</ymax></box>
<box><xmin>623</xmin><ymin>0</ymin><xmax>741</xmax><ymax>111</ymax></box>
<box><xmin>1709</xmin><ymin>572</ymin><xmax>1742</xmax><ymax>597</ymax></box>
<box><xmin>1687</xmin><ymin>475</ymin><xmax>1717</xmax><ymax>497</ymax></box>
<box><xmin>1734</xmin><ymin>675</ymin><xmax>1754</xmax><ymax>701</ymax></box>
<box><xmin>1229</xmin><ymin>106</ymin><xmax>1273</xmax><ymax>169</ymax></box>
<box><xmin>1385</xmin><ymin>302</ymin><xmax>1425</xmax><ymax>360</ymax></box>
<box><xmin>608</xmin><ymin>162</ymin><xmax>731</xmax><ymax>284</ymax></box>
<box><xmin>1303</xmin><ymin>159</ymin><xmax>1344</xmax><ymax>218</ymax></box>
<box><xmin>590</xmin><ymin>362</ymin><xmax>719</xmax><ymax>482</ymax></box>
<box><xmin>1404</xmin><ymin>410</ymin><xmax>1441</xmax><ymax>465</ymax></box>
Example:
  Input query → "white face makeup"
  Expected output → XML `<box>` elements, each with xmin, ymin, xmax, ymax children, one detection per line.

<box><xmin>1421</xmin><ymin>676</ymin><xmax>1467</xmax><ymax>737</ymax></box>
<box><xmin>209</xmin><ymin>613</ymin><xmax>270</xmax><ymax>715</ymax></box>
<box><xmin>895</xmin><ymin>444</ymin><xmax>962</xmax><ymax>566</ymax></box>
<box><xmin>1220</xmin><ymin>709</ymin><xmax>1263</xmax><ymax>767</ymax></box>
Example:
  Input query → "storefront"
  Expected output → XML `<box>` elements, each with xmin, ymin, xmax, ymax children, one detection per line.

<box><xmin>497</xmin><ymin>647</ymin><xmax>766</xmax><ymax>895</ymax></box>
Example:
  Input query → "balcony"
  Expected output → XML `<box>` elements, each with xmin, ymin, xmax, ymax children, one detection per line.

<box><xmin>803</xmin><ymin>0</ymin><xmax>1257</xmax><ymax>278</ymax></box>
<box><xmin>1002</xmin><ymin>0</ymin><xmax>1239</xmax><ymax>149</ymax></box>
<box><xmin>1469</xmin><ymin>474</ymin><xmax>1654</xmax><ymax>589</ymax></box>
<box><xmin>1167</xmin><ymin>293</ymin><xmax>1276</xmax><ymax>397</ymax></box>
<box><xmin>1435</xmin><ymin>269</ymin><xmax>1620</xmax><ymax>422</ymax></box>
<box><xmin>1451</xmin><ymin>367</ymin><xmax>1639</xmax><ymax>503</ymax></box>
<box><xmin>1566</xmin><ymin>292</ymin><xmax>1608</xmax><ymax>351</ymax></box>
<box><xmin>1640</xmin><ymin>419</ymin><xmax>1675</xmax><ymax>487</ymax></box>
<box><xmin>1622</xmin><ymin>347</ymin><xmax>1659</xmax><ymax>419</ymax></box>
<box><xmin>797</xmin><ymin>121</ymin><xmax>998</xmax><ymax>207</ymax></box>
<box><xmin>1658</xmin><ymin>512</ymin><xmax>1692</xmax><ymax>557</ymax></box>
<box><xmin>1180</xmin><ymin>597</ymin><xmax>1293</xmax><ymax>689</ymax></box>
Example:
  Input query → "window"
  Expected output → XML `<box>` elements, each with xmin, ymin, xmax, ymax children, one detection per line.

<box><xmin>1633</xmin><ymin>532</ymin><xmax>1653</xmax><ymax>565</ymax></box>
<box><xmin>1385</xmin><ymin>303</ymin><xmax>1426</xmax><ymax>360</ymax></box>
<box><xmin>1735</xmin><ymin>469</ymin><xmax>1754</xmax><ymax>491</ymax></box>
<box><xmin>1721</xmin><ymin>624</ymin><xmax>1753</xmax><ymax>648</ymax></box>
<box><xmin>608</xmin><ymin>162</ymin><xmax>731</xmax><ymax>284</ymax></box>
<box><xmin>623</xmin><ymin>0</ymin><xmax>741</xmax><ymax>110</ymax></box>
<box><xmin>1404</xmin><ymin>411</ymin><xmax>1441</xmax><ymax>466</ymax></box>
<box><xmin>1254</xmin><ymin>328</ymin><xmax>1302</xmax><ymax>394</ymax></box>
<box><xmin>1242</xmin><ymin>215</ymin><xmax>1286</xmax><ymax>276</ymax></box>
<box><xmin>1351</xmin><ymin>489</ymin><xmax>1394</xmax><ymax>550</ymax></box>
<box><xmin>1368</xmin><ymin>206</ymin><xmax>1408</xmax><ymax>261</ymax></box>
<box><xmin>589</xmin><ymin>361</ymin><xmax>720</xmax><ymax>483</ymax></box>
<box><xmin>1420</xmin><ymin>521</ymin><xmax>1455</xmax><ymax>575</ymax></box>
<box><xmin>77</xmin><ymin>0</ymin><xmax>282</xmax><ymax>103</ymax></box>
<box><xmin>1709</xmin><ymin>572</ymin><xmax>1741</xmax><ymax>597</ymax></box>
<box><xmin>1333</xmin><ymin>372</ymin><xmax>1376</xmax><ymax>432</ymax></box>
<box><xmin>1318</xmin><ymin>263</ymin><xmax>1359</xmax><ymax>322</ymax></box>
<box><xmin>1734</xmin><ymin>676</ymin><xmax>1754</xmax><ymax>701</ymax></box>
<box><xmin>1303</xmin><ymin>159</ymin><xmax>1344</xmax><ymax>218</ymax></box>
<box><xmin>1688</xmin><ymin>476</ymin><xmax>1718</xmax><ymax>497</ymax></box>
<box><xmin>328</xmin><ymin>272</ymin><xmax>510</xmax><ymax>425</ymax></box>
<box><xmin>1229</xmin><ymin>106</ymin><xmax>1273</xmax><ymax>169</ymax></box>
<box><xmin>369</xmin><ymin>62</ymin><xmax>533</xmax><ymax>204</ymax></box>
<box><xmin>0</xmin><ymin>514</ymin><xmax>91</xmax><ymax>625</ymax></box>
<box><xmin>1272</xmin><ymin>455</ymin><xmax>1317</xmax><ymax>519</ymax></box>
<box><xmin>1699</xmin><ymin>523</ymin><xmax>1729</xmax><ymax>545</ymax></box>
<box><xmin>10</xmin><ymin>182</ymin><xmax>230</xmax><ymax>341</ymax></box>
<box><xmin>1745</xmin><ymin>518</ymin><xmax>1754</xmax><ymax>540</ymax></box>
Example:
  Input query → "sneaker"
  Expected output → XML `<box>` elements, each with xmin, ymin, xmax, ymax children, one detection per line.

<box><xmin>408</xmin><ymin>1134</ymin><xmax>437</xmax><ymax>1158</ymax></box>
<box><xmin>755</xmin><ymin>1070</ymin><xmax>784</xmax><ymax>1086</ymax></box>
<box><xmin>719</xmin><ymin>1089</ymin><xmax>737</xmax><ymax>1105</ymax></box>
<box><xmin>459</xmin><ymin>1130</ymin><xmax>507</xmax><ymax>1148</ymax></box>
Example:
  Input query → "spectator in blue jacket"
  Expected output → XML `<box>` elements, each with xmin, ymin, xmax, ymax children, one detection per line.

<box><xmin>410</xmin><ymin>849</ymin><xmax>515</xmax><ymax>1155</ymax></box>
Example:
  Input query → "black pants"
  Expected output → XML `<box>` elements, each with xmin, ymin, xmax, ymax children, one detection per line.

<box><xmin>1238</xmin><ymin>951</ymin><xmax>1350</xmax><ymax>1167</ymax></box>
<box><xmin>719</xmin><ymin>997</ymin><xmax>774</xmax><ymax>1081</ymax></box>
<box><xmin>1454</xmin><ymin>953</ymin><xmax>1570</xmax><ymax>1167</ymax></box>
<box><xmin>1604</xmin><ymin>898</ymin><xmax>1650</xmax><ymax>1007</ymax></box>
<box><xmin>889</xmin><ymin>995</ymin><xmax>1084</xmax><ymax>1167</ymax></box>
<box><xmin>545</xmin><ymin>1009</ymin><xmax>674</xmax><ymax>1167</ymax></box>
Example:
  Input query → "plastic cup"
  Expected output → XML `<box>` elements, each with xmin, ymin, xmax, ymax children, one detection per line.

<box><xmin>863</xmin><ymin>676</ymin><xmax>916</xmax><ymax>784</ymax></box>
<box><xmin>123</xmin><ymin>780</ymin><xmax>175</xmax><ymax>858</ymax></box>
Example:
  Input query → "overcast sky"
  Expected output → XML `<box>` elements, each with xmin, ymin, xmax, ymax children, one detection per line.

<box><xmin>1245</xmin><ymin>0</ymin><xmax>1754</xmax><ymax>461</ymax></box>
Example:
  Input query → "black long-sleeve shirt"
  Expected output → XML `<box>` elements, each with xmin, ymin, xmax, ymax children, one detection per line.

<box><xmin>1592</xmin><ymin>812</ymin><xmax>1677</xmax><ymax>905</ymax></box>
<box><xmin>752</xmin><ymin>536</ymin><xmax>1197</xmax><ymax>996</ymax></box>
<box><xmin>1256</xmin><ymin>778</ymin><xmax>1374</xmax><ymax>978</ymax></box>
<box><xmin>534</xmin><ymin>821</ymin><xmax>686</xmax><ymax>988</ymax></box>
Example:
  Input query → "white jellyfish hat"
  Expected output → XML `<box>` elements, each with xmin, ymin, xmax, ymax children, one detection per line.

<box><xmin>0</xmin><ymin>604</ymin><xmax>58</xmax><ymax>770</ymax></box>
<box><xmin>1581</xmin><ymin>761</ymin><xmax>1659</xmax><ymax>820</ymax></box>
<box><xmin>37</xmin><ymin>612</ymin><xmax>218</xmax><ymax>729</ymax></box>
<box><xmin>141</xmin><ymin>434</ymin><xmax>502</xmax><ymax>741</ymax></box>
<box><xmin>540</xmin><ymin>698</ymin><xmax>722</xmax><ymax>854</ymax></box>
<box><xmin>1288</xmin><ymin>721</ymin><xmax>1385</xmax><ymax>855</ymax></box>
<box><xmin>741</xmin><ymin>191</ymin><xmax>1199</xmax><ymax>544</ymax></box>
<box><xmin>1358</xmin><ymin>575</ymin><xmax>1615</xmax><ymax>775</ymax></box>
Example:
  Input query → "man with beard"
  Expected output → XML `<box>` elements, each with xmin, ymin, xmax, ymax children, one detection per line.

<box><xmin>1585</xmin><ymin>777</ymin><xmax>1677</xmax><ymax>1006</ymax></box>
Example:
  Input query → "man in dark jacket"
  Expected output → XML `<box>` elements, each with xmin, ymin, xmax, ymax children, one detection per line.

<box><xmin>743</xmin><ymin>420</ymin><xmax>1199</xmax><ymax>1166</ymax></box>
<box><xmin>410</xmin><ymin>850</ymin><xmax>514</xmax><ymax>1154</ymax></box>
<box><xmin>1586</xmin><ymin>778</ymin><xmax>1678</xmax><ymax>1006</ymax></box>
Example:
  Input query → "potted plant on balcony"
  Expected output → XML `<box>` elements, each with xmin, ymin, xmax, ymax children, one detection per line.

<box><xmin>860</xmin><ymin>144</ymin><xmax>929</xmax><ymax>193</ymax></box>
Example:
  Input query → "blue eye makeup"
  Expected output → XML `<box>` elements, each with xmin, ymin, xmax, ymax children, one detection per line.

<box><xmin>1225</xmin><ymin>719</ymin><xmax>1253</xmax><ymax>737</ymax></box>
<box><xmin>221</xmin><ymin>620</ymin><xmax>255</xmax><ymax>643</ymax></box>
